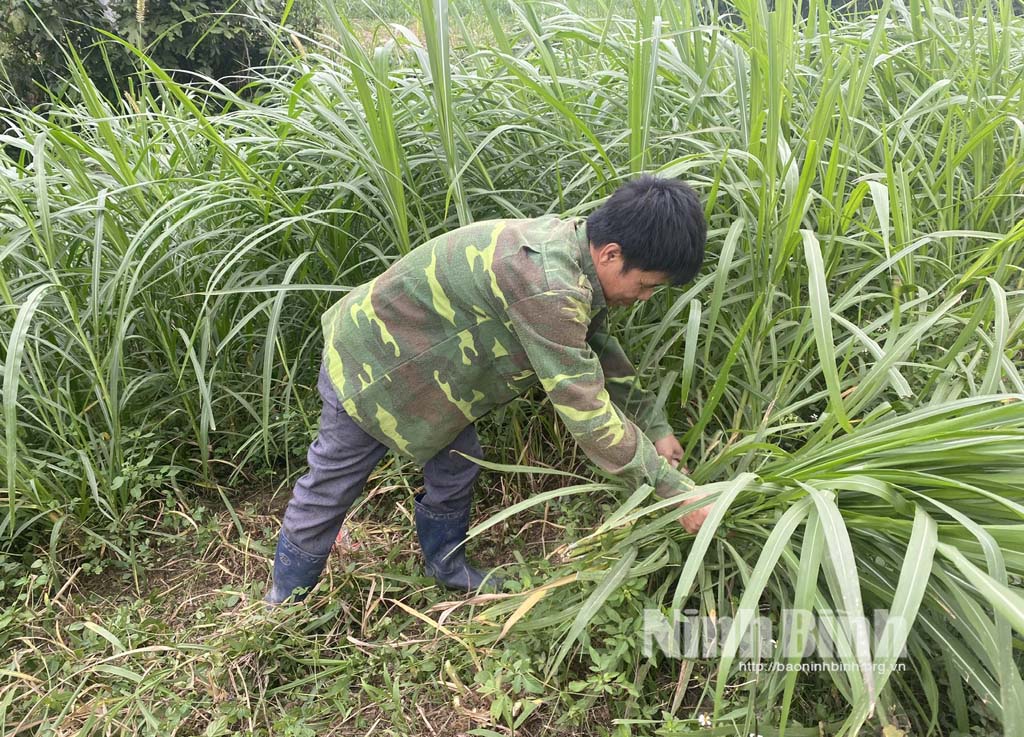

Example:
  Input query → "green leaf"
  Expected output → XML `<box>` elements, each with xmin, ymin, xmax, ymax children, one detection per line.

<box><xmin>801</xmin><ymin>229</ymin><xmax>852</xmax><ymax>433</ymax></box>
<box><xmin>548</xmin><ymin>547</ymin><xmax>637</xmax><ymax>675</ymax></box>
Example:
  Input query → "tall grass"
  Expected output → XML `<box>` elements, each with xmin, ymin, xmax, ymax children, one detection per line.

<box><xmin>1</xmin><ymin>0</ymin><xmax>1022</xmax><ymax>732</ymax></box>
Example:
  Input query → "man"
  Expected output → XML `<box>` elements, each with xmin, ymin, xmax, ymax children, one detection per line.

<box><xmin>266</xmin><ymin>175</ymin><xmax>710</xmax><ymax>604</ymax></box>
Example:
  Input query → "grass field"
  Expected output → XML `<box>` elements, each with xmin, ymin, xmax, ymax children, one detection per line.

<box><xmin>1</xmin><ymin>0</ymin><xmax>1023</xmax><ymax>734</ymax></box>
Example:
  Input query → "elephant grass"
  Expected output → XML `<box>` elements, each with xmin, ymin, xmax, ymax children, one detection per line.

<box><xmin>1</xmin><ymin>0</ymin><xmax>1022</xmax><ymax>733</ymax></box>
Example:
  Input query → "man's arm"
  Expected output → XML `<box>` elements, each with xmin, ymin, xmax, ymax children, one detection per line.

<box><xmin>586</xmin><ymin>317</ymin><xmax>710</xmax><ymax>531</ymax></box>
<box><xmin>586</xmin><ymin>311</ymin><xmax>673</xmax><ymax>443</ymax></box>
<box><xmin>506</xmin><ymin>289</ymin><xmax>693</xmax><ymax>500</ymax></box>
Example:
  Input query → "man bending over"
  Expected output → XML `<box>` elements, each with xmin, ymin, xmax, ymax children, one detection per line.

<box><xmin>267</xmin><ymin>174</ymin><xmax>710</xmax><ymax>604</ymax></box>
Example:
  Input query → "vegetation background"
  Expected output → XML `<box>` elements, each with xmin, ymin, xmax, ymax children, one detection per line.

<box><xmin>0</xmin><ymin>0</ymin><xmax>1022</xmax><ymax>735</ymax></box>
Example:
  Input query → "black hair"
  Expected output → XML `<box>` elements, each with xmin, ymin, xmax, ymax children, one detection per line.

<box><xmin>585</xmin><ymin>174</ymin><xmax>706</xmax><ymax>285</ymax></box>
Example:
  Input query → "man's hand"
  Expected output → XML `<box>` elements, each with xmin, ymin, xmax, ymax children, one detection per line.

<box><xmin>654</xmin><ymin>434</ymin><xmax>686</xmax><ymax>472</ymax></box>
<box><xmin>653</xmin><ymin>435</ymin><xmax>709</xmax><ymax>532</ymax></box>
<box><xmin>676</xmin><ymin>491</ymin><xmax>712</xmax><ymax>534</ymax></box>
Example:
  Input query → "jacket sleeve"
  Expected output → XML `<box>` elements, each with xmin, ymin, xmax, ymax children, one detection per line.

<box><xmin>586</xmin><ymin>309</ymin><xmax>673</xmax><ymax>443</ymax></box>
<box><xmin>506</xmin><ymin>289</ymin><xmax>693</xmax><ymax>498</ymax></box>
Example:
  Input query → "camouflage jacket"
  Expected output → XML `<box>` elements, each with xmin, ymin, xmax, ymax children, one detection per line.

<box><xmin>321</xmin><ymin>216</ymin><xmax>694</xmax><ymax>498</ymax></box>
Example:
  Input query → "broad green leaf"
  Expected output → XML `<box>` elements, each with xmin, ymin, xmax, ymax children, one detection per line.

<box><xmin>549</xmin><ymin>548</ymin><xmax>637</xmax><ymax>675</ymax></box>
<box><xmin>801</xmin><ymin>229</ymin><xmax>852</xmax><ymax>433</ymax></box>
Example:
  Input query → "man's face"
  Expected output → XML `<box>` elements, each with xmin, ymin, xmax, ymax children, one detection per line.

<box><xmin>591</xmin><ymin>243</ymin><xmax>671</xmax><ymax>307</ymax></box>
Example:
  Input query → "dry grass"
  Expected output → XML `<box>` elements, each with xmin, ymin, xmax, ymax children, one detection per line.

<box><xmin>1</xmin><ymin>469</ymin><xmax>599</xmax><ymax>736</ymax></box>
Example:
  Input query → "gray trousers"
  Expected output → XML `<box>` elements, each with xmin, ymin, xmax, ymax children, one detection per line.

<box><xmin>281</xmin><ymin>365</ymin><xmax>484</xmax><ymax>557</ymax></box>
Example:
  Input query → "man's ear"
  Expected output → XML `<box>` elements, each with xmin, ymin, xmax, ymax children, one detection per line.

<box><xmin>592</xmin><ymin>242</ymin><xmax>623</xmax><ymax>267</ymax></box>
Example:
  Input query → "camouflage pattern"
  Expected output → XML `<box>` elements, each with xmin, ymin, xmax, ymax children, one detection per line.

<box><xmin>321</xmin><ymin>216</ymin><xmax>694</xmax><ymax>498</ymax></box>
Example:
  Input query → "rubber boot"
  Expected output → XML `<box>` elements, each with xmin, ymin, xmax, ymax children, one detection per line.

<box><xmin>414</xmin><ymin>494</ymin><xmax>501</xmax><ymax>592</ymax></box>
<box><xmin>265</xmin><ymin>530</ymin><xmax>330</xmax><ymax>605</ymax></box>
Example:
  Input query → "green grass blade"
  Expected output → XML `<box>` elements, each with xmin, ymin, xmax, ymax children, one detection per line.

<box><xmin>801</xmin><ymin>229</ymin><xmax>852</xmax><ymax>433</ymax></box>
<box><xmin>548</xmin><ymin>547</ymin><xmax>637</xmax><ymax>675</ymax></box>
<box><xmin>3</xmin><ymin>283</ymin><xmax>55</xmax><ymax>536</ymax></box>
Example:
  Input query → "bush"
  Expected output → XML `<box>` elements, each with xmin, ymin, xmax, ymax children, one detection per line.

<box><xmin>0</xmin><ymin>0</ymin><xmax>116</xmax><ymax>105</ymax></box>
<box><xmin>0</xmin><ymin>0</ymin><xmax>316</xmax><ymax>107</ymax></box>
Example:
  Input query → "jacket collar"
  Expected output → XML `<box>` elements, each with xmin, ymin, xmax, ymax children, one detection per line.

<box><xmin>575</xmin><ymin>218</ymin><xmax>607</xmax><ymax>313</ymax></box>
